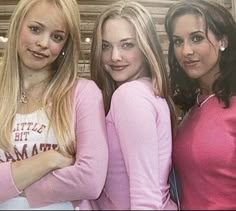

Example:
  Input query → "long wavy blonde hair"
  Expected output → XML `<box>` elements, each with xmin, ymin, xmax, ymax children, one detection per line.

<box><xmin>0</xmin><ymin>0</ymin><xmax>81</xmax><ymax>155</ymax></box>
<box><xmin>91</xmin><ymin>0</ymin><xmax>177</xmax><ymax>133</ymax></box>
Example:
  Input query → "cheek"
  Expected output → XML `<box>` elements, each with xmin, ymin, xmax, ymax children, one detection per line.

<box><xmin>101</xmin><ymin>51</ymin><xmax>110</xmax><ymax>64</ymax></box>
<box><xmin>174</xmin><ymin>48</ymin><xmax>182</xmax><ymax>61</ymax></box>
<box><xmin>204</xmin><ymin>50</ymin><xmax>219</xmax><ymax>66</ymax></box>
<box><xmin>127</xmin><ymin>50</ymin><xmax>143</xmax><ymax>63</ymax></box>
<box><xmin>100</xmin><ymin>52</ymin><xmax>111</xmax><ymax>73</ymax></box>
<box><xmin>196</xmin><ymin>44</ymin><xmax>219</xmax><ymax>63</ymax></box>
<box><xmin>204</xmin><ymin>46</ymin><xmax>216</xmax><ymax>56</ymax></box>
<box><xmin>19</xmin><ymin>27</ymin><xmax>33</xmax><ymax>45</ymax></box>
<box><xmin>50</xmin><ymin>43</ymin><xmax>65</xmax><ymax>56</ymax></box>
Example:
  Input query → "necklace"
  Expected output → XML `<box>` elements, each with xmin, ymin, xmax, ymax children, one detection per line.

<box><xmin>18</xmin><ymin>77</ymin><xmax>49</xmax><ymax>104</ymax></box>
<box><xmin>18</xmin><ymin>91</ymin><xmax>28</xmax><ymax>104</ymax></box>
<box><xmin>196</xmin><ymin>92</ymin><xmax>215</xmax><ymax>107</ymax></box>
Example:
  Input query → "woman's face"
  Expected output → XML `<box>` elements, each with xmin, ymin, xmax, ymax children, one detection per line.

<box><xmin>172</xmin><ymin>14</ymin><xmax>225</xmax><ymax>89</ymax></box>
<box><xmin>101</xmin><ymin>18</ymin><xmax>147</xmax><ymax>84</ymax></box>
<box><xmin>17</xmin><ymin>1</ymin><xmax>68</xmax><ymax>71</ymax></box>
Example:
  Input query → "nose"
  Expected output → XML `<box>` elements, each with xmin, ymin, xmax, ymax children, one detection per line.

<box><xmin>36</xmin><ymin>34</ymin><xmax>49</xmax><ymax>49</ymax></box>
<box><xmin>182</xmin><ymin>41</ymin><xmax>194</xmax><ymax>56</ymax></box>
<box><xmin>111</xmin><ymin>47</ymin><xmax>122</xmax><ymax>62</ymax></box>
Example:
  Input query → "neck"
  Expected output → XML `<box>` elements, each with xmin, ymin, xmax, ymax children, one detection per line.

<box><xmin>198</xmin><ymin>87</ymin><xmax>213</xmax><ymax>95</ymax></box>
<box><xmin>18</xmin><ymin>77</ymin><xmax>50</xmax><ymax>105</ymax></box>
<box><xmin>19</xmin><ymin>63</ymin><xmax>52</xmax><ymax>90</ymax></box>
<box><xmin>21</xmin><ymin>77</ymin><xmax>50</xmax><ymax>91</ymax></box>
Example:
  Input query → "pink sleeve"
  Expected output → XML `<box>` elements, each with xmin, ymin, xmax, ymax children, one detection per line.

<box><xmin>0</xmin><ymin>162</ymin><xmax>22</xmax><ymax>202</ymax></box>
<box><xmin>110</xmin><ymin>83</ymin><xmax>171</xmax><ymax>209</ymax></box>
<box><xmin>24</xmin><ymin>79</ymin><xmax>108</xmax><ymax>207</ymax></box>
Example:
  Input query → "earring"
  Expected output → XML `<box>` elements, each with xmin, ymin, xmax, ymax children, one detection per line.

<box><xmin>61</xmin><ymin>51</ymin><xmax>65</xmax><ymax>56</ymax></box>
<box><xmin>220</xmin><ymin>46</ymin><xmax>225</xmax><ymax>52</ymax></box>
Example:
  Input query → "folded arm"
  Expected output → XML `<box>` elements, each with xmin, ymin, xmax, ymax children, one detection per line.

<box><xmin>24</xmin><ymin>80</ymin><xmax>108</xmax><ymax>207</ymax></box>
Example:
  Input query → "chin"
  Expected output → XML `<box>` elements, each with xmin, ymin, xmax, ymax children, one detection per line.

<box><xmin>186</xmin><ymin>71</ymin><xmax>201</xmax><ymax>79</ymax></box>
<box><xmin>111</xmin><ymin>76</ymin><xmax>126</xmax><ymax>83</ymax></box>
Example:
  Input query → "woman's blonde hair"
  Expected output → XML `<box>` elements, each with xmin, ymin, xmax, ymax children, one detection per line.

<box><xmin>0</xmin><ymin>0</ymin><xmax>81</xmax><ymax>155</ymax></box>
<box><xmin>91</xmin><ymin>0</ymin><xmax>177</xmax><ymax>132</ymax></box>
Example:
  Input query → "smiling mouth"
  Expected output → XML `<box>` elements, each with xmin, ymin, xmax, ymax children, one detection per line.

<box><xmin>183</xmin><ymin>61</ymin><xmax>198</xmax><ymax>66</ymax></box>
<box><xmin>29</xmin><ymin>49</ymin><xmax>48</xmax><ymax>58</ymax></box>
<box><xmin>110</xmin><ymin>65</ymin><xmax>128</xmax><ymax>71</ymax></box>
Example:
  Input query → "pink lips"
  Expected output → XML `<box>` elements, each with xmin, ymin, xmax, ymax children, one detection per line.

<box><xmin>29</xmin><ymin>49</ymin><xmax>49</xmax><ymax>58</ymax></box>
<box><xmin>183</xmin><ymin>60</ymin><xmax>199</xmax><ymax>67</ymax></box>
<box><xmin>110</xmin><ymin>65</ymin><xmax>128</xmax><ymax>71</ymax></box>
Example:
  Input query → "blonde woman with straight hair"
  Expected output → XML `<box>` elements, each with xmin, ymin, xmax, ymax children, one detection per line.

<box><xmin>84</xmin><ymin>0</ymin><xmax>177</xmax><ymax>210</ymax></box>
<box><xmin>0</xmin><ymin>0</ymin><xmax>108</xmax><ymax>209</ymax></box>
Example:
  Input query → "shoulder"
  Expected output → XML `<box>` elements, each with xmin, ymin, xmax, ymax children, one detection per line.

<box><xmin>112</xmin><ymin>78</ymin><xmax>166</xmax><ymax>106</ymax></box>
<box><xmin>72</xmin><ymin>78</ymin><xmax>103</xmax><ymax>108</ymax></box>
<box><xmin>110</xmin><ymin>78</ymin><xmax>168</xmax><ymax>114</ymax></box>
<box><xmin>112</xmin><ymin>78</ymin><xmax>153</xmax><ymax>101</ymax></box>
<box><xmin>73</xmin><ymin>78</ymin><xmax>102</xmax><ymax>97</ymax></box>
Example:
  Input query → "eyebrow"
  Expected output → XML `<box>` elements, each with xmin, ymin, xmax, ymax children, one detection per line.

<box><xmin>173</xmin><ymin>30</ymin><xmax>204</xmax><ymax>38</ymax></box>
<box><xmin>32</xmin><ymin>21</ymin><xmax>67</xmax><ymax>34</ymax></box>
<box><xmin>120</xmin><ymin>38</ymin><xmax>135</xmax><ymax>42</ymax></box>
<box><xmin>102</xmin><ymin>38</ymin><xmax>136</xmax><ymax>42</ymax></box>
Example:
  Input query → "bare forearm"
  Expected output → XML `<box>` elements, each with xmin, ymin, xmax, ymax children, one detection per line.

<box><xmin>11</xmin><ymin>150</ymin><xmax>73</xmax><ymax>191</ymax></box>
<box><xmin>11</xmin><ymin>151</ymin><xmax>57</xmax><ymax>191</ymax></box>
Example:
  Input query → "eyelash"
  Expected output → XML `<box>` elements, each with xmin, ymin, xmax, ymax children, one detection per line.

<box><xmin>122</xmin><ymin>42</ymin><xmax>134</xmax><ymax>48</ymax></box>
<box><xmin>102</xmin><ymin>43</ymin><xmax>110</xmax><ymax>51</ymax></box>
<box><xmin>29</xmin><ymin>26</ymin><xmax>40</xmax><ymax>33</ymax></box>
<box><xmin>102</xmin><ymin>42</ymin><xmax>135</xmax><ymax>50</ymax></box>
<box><xmin>52</xmin><ymin>34</ymin><xmax>64</xmax><ymax>42</ymax></box>
<box><xmin>173</xmin><ymin>39</ymin><xmax>182</xmax><ymax>46</ymax></box>
<box><xmin>28</xmin><ymin>26</ymin><xmax>65</xmax><ymax>43</ymax></box>
<box><xmin>192</xmin><ymin>35</ymin><xmax>204</xmax><ymax>42</ymax></box>
<box><xmin>173</xmin><ymin>35</ymin><xmax>205</xmax><ymax>46</ymax></box>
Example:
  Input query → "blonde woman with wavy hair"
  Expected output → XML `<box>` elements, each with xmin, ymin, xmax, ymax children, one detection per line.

<box><xmin>87</xmin><ymin>0</ymin><xmax>177</xmax><ymax>210</ymax></box>
<box><xmin>0</xmin><ymin>0</ymin><xmax>108</xmax><ymax>209</ymax></box>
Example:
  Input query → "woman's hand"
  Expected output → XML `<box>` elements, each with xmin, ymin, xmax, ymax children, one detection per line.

<box><xmin>51</xmin><ymin>149</ymin><xmax>75</xmax><ymax>169</ymax></box>
<box><xmin>19</xmin><ymin>192</ymin><xmax>26</xmax><ymax>197</ymax></box>
<box><xmin>11</xmin><ymin>149</ymin><xmax>75</xmax><ymax>191</ymax></box>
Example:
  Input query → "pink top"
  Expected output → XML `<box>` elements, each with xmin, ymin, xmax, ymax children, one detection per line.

<box><xmin>173</xmin><ymin>95</ymin><xmax>236</xmax><ymax>210</ymax></box>
<box><xmin>84</xmin><ymin>78</ymin><xmax>176</xmax><ymax>210</ymax></box>
<box><xmin>0</xmin><ymin>78</ymin><xmax>108</xmax><ymax>208</ymax></box>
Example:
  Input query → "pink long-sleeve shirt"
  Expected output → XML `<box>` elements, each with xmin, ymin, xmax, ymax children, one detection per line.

<box><xmin>84</xmin><ymin>78</ymin><xmax>177</xmax><ymax>210</ymax></box>
<box><xmin>0</xmin><ymin>78</ymin><xmax>108</xmax><ymax>208</ymax></box>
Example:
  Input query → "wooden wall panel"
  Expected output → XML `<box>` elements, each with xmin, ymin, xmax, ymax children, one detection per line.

<box><xmin>0</xmin><ymin>0</ymin><xmax>233</xmax><ymax>78</ymax></box>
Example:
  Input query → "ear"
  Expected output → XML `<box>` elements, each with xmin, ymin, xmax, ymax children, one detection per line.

<box><xmin>219</xmin><ymin>36</ymin><xmax>228</xmax><ymax>51</ymax></box>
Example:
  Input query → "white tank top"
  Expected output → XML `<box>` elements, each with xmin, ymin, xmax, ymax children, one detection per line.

<box><xmin>0</xmin><ymin>109</ymin><xmax>74</xmax><ymax>210</ymax></box>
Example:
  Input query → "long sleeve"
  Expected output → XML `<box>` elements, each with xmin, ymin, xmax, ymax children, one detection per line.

<box><xmin>24</xmin><ymin>79</ymin><xmax>108</xmax><ymax>207</ymax></box>
<box><xmin>109</xmin><ymin>80</ymin><xmax>172</xmax><ymax>209</ymax></box>
<box><xmin>0</xmin><ymin>162</ymin><xmax>22</xmax><ymax>202</ymax></box>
